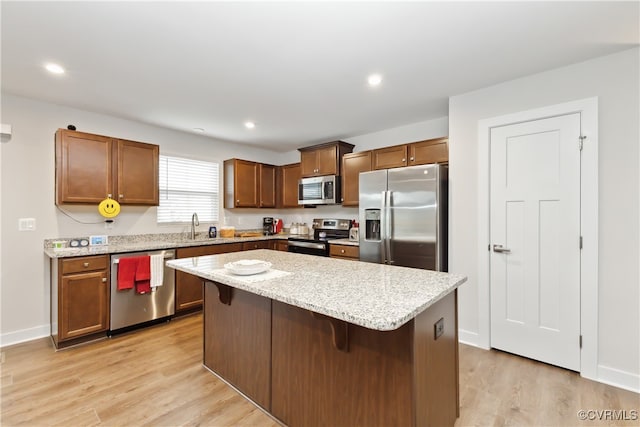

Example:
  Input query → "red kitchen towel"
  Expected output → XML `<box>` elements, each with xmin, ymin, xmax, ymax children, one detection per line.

<box><xmin>135</xmin><ymin>256</ymin><xmax>151</xmax><ymax>294</ymax></box>
<box><xmin>117</xmin><ymin>257</ymin><xmax>137</xmax><ymax>290</ymax></box>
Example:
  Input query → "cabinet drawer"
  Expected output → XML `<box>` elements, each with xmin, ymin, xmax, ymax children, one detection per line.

<box><xmin>329</xmin><ymin>244</ymin><xmax>359</xmax><ymax>259</ymax></box>
<box><xmin>61</xmin><ymin>255</ymin><xmax>109</xmax><ymax>274</ymax></box>
<box><xmin>242</xmin><ymin>240</ymin><xmax>271</xmax><ymax>251</ymax></box>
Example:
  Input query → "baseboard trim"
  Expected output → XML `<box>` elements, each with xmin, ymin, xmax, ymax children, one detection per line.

<box><xmin>0</xmin><ymin>324</ymin><xmax>50</xmax><ymax>348</ymax></box>
<box><xmin>597</xmin><ymin>364</ymin><xmax>640</xmax><ymax>394</ymax></box>
<box><xmin>458</xmin><ymin>328</ymin><xmax>482</xmax><ymax>348</ymax></box>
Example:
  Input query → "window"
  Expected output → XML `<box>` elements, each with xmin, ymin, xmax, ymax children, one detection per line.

<box><xmin>158</xmin><ymin>155</ymin><xmax>219</xmax><ymax>223</ymax></box>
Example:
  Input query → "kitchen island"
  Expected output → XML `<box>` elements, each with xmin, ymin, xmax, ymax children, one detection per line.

<box><xmin>167</xmin><ymin>250</ymin><xmax>466</xmax><ymax>427</ymax></box>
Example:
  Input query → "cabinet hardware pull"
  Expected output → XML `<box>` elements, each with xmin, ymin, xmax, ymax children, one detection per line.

<box><xmin>402</xmin><ymin>158</ymin><xmax>406</xmax><ymax>162</ymax></box>
<box><xmin>83</xmin><ymin>262</ymin><xmax>90</xmax><ymax>267</ymax></box>
<box><xmin>341</xmin><ymin>249</ymin><xmax>345</xmax><ymax>253</ymax></box>
<box><xmin>236</xmin><ymin>199</ymin><xmax>240</xmax><ymax>203</ymax></box>
<box><xmin>119</xmin><ymin>194</ymin><xmax>124</xmax><ymax>198</ymax></box>
<box><xmin>102</xmin><ymin>277</ymin><xmax>107</xmax><ymax>282</ymax></box>
<box><xmin>410</xmin><ymin>157</ymin><xmax>414</xmax><ymax>161</ymax></box>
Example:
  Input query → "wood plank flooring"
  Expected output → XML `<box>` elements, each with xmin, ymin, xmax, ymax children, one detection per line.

<box><xmin>1</xmin><ymin>314</ymin><xmax>638</xmax><ymax>426</ymax></box>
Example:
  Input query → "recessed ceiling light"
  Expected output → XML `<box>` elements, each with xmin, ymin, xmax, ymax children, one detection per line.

<box><xmin>193</xmin><ymin>127</ymin><xmax>205</xmax><ymax>133</ymax></box>
<box><xmin>244</xmin><ymin>121</ymin><xmax>256</xmax><ymax>129</ymax></box>
<box><xmin>45</xmin><ymin>63</ymin><xmax>65</xmax><ymax>74</ymax></box>
<box><xmin>367</xmin><ymin>74</ymin><xmax>383</xmax><ymax>87</ymax></box>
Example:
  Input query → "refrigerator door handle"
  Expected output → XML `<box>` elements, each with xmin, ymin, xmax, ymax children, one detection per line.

<box><xmin>385</xmin><ymin>190</ymin><xmax>393</xmax><ymax>264</ymax></box>
<box><xmin>380</xmin><ymin>191</ymin><xmax>387</xmax><ymax>264</ymax></box>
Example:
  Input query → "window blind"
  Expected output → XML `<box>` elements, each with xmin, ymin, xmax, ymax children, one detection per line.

<box><xmin>158</xmin><ymin>155</ymin><xmax>219</xmax><ymax>223</ymax></box>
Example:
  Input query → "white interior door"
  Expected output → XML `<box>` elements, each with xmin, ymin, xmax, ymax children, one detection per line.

<box><xmin>490</xmin><ymin>113</ymin><xmax>581</xmax><ymax>371</ymax></box>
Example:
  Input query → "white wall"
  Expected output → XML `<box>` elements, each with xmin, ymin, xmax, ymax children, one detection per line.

<box><xmin>0</xmin><ymin>93</ymin><xmax>447</xmax><ymax>345</ymax></box>
<box><xmin>449</xmin><ymin>47</ymin><xmax>639</xmax><ymax>391</ymax></box>
<box><xmin>0</xmin><ymin>94</ymin><xmax>288</xmax><ymax>345</ymax></box>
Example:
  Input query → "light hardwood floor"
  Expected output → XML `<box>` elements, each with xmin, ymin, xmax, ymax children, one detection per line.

<box><xmin>1</xmin><ymin>314</ymin><xmax>638</xmax><ymax>426</ymax></box>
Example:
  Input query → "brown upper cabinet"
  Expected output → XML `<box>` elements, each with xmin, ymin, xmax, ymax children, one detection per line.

<box><xmin>341</xmin><ymin>151</ymin><xmax>372</xmax><ymax>206</ymax></box>
<box><xmin>372</xmin><ymin>137</ymin><xmax>448</xmax><ymax>170</ymax></box>
<box><xmin>259</xmin><ymin>164</ymin><xmax>277</xmax><ymax>208</ymax></box>
<box><xmin>299</xmin><ymin>141</ymin><xmax>354</xmax><ymax>177</ymax></box>
<box><xmin>224</xmin><ymin>159</ymin><xmax>277</xmax><ymax>208</ymax></box>
<box><xmin>55</xmin><ymin>129</ymin><xmax>159</xmax><ymax>205</ymax></box>
<box><xmin>277</xmin><ymin>163</ymin><xmax>301</xmax><ymax>208</ymax></box>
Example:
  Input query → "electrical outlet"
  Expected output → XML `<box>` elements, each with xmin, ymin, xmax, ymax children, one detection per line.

<box><xmin>434</xmin><ymin>317</ymin><xmax>444</xmax><ymax>340</ymax></box>
<box><xmin>18</xmin><ymin>218</ymin><xmax>36</xmax><ymax>231</ymax></box>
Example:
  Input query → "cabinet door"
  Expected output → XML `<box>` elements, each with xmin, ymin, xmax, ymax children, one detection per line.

<box><xmin>175</xmin><ymin>243</ymin><xmax>243</xmax><ymax>313</ymax></box>
<box><xmin>272</xmin><ymin>240</ymin><xmax>289</xmax><ymax>251</ymax></box>
<box><xmin>300</xmin><ymin>150</ymin><xmax>318</xmax><ymax>177</ymax></box>
<box><xmin>316</xmin><ymin>145</ymin><xmax>339</xmax><ymax>175</ymax></box>
<box><xmin>279</xmin><ymin>163</ymin><xmax>301</xmax><ymax>208</ymax></box>
<box><xmin>114</xmin><ymin>139</ymin><xmax>159</xmax><ymax>205</ymax></box>
<box><xmin>235</xmin><ymin>160</ymin><xmax>259</xmax><ymax>207</ymax></box>
<box><xmin>373</xmin><ymin>145</ymin><xmax>408</xmax><ymax>170</ymax></box>
<box><xmin>59</xmin><ymin>270</ymin><xmax>109</xmax><ymax>340</ymax></box>
<box><xmin>409</xmin><ymin>138</ymin><xmax>449</xmax><ymax>165</ymax></box>
<box><xmin>259</xmin><ymin>164</ymin><xmax>276</xmax><ymax>208</ymax></box>
<box><xmin>341</xmin><ymin>151</ymin><xmax>372</xmax><ymax>206</ymax></box>
<box><xmin>55</xmin><ymin>129</ymin><xmax>112</xmax><ymax>204</ymax></box>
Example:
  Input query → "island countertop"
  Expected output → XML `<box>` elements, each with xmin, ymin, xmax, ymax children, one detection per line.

<box><xmin>166</xmin><ymin>249</ymin><xmax>466</xmax><ymax>331</ymax></box>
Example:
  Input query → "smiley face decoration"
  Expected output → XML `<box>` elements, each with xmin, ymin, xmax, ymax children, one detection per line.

<box><xmin>98</xmin><ymin>197</ymin><xmax>121</xmax><ymax>218</ymax></box>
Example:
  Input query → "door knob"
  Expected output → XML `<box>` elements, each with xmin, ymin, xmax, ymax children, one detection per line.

<box><xmin>493</xmin><ymin>244</ymin><xmax>511</xmax><ymax>253</ymax></box>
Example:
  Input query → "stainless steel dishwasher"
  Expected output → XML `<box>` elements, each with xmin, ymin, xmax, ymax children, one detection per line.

<box><xmin>110</xmin><ymin>249</ymin><xmax>175</xmax><ymax>333</ymax></box>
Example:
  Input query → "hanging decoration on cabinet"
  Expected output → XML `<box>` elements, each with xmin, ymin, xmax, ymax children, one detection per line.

<box><xmin>98</xmin><ymin>197</ymin><xmax>121</xmax><ymax>218</ymax></box>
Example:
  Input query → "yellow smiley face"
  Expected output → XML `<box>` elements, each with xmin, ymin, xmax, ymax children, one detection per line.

<box><xmin>98</xmin><ymin>198</ymin><xmax>121</xmax><ymax>218</ymax></box>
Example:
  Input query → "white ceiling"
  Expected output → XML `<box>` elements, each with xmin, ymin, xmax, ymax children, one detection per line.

<box><xmin>2</xmin><ymin>1</ymin><xmax>638</xmax><ymax>152</ymax></box>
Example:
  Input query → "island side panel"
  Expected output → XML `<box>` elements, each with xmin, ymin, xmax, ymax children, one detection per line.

<box><xmin>203</xmin><ymin>281</ymin><xmax>272</xmax><ymax>410</ymax></box>
<box><xmin>271</xmin><ymin>300</ymin><xmax>413</xmax><ymax>427</ymax></box>
<box><xmin>413</xmin><ymin>290</ymin><xmax>458</xmax><ymax>426</ymax></box>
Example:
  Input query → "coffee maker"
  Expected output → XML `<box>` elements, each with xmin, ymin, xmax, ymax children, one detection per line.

<box><xmin>263</xmin><ymin>217</ymin><xmax>274</xmax><ymax>235</ymax></box>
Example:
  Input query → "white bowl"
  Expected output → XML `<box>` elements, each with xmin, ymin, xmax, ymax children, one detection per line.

<box><xmin>224</xmin><ymin>260</ymin><xmax>272</xmax><ymax>276</ymax></box>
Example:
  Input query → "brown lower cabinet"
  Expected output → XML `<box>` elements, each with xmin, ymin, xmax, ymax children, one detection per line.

<box><xmin>202</xmin><ymin>281</ymin><xmax>459</xmax><ymax>426</ymax></box>
<box><xmin>241</xmin><ymin>240</ymin><xmax>271</xmax><ymax>251</ymax></box>
<box><xmin>175</xmin><ymin>243</ymin><xmax>243</xmax><ymax>314</ymax></box>
<box><xmin>271</xmin><ymin>239</ymin><xmax>289</xmax><ymax>252</ymax></box>
<box><xmin>51</xmin><ymin>255</ymin><xmax>110</xmax><ymax>348</ymax></box>
<box><xmin>329</xmin><ymin>244</ymin><xmax>359</xmax><ymax>260</ymax></box>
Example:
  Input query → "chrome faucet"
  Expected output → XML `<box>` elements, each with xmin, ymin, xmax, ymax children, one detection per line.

<box><xmin>191</xmin><ymin>212</ymin><xmax>199</xmax><ymax>239</ymax></box>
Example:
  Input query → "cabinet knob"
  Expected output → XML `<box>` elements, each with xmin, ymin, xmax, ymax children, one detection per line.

<box><xmin>83</xmin><ymin>262</ymin><xmax>90</xmax><ymax>267</ymax></box>
<box><xmin>236</xmin><ymin>199</ymin><xmax>240</xmax><ymax>203</ymax></box>
<box><xmin>102</xmin><ymin>277</ymin><xmax>107</xmax><ymax>282</ymax></box>
<box><xmin>119</xmin><ymin>194</ymin><xmax>124</xmax><ymax>198</ymax></box>
<box><xmin>410</xmin><ymin>157</ymin><xmax>415</xmax><ymax>161</ymax></box>
<box><xmin>402</xmin><ymin>158</ymin><xmax>406</xmax><ymax>162</ymax></box>
<box><xmin>340</xmin><ymin>249</ymin><xmax>345</xmax><ymax>253</ymax></box>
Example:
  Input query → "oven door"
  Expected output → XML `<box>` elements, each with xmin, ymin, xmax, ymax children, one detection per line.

<box><xmin>287</xmin><ymin>239</ymin><xmax>329</xmax><ymax>256</ymax></box>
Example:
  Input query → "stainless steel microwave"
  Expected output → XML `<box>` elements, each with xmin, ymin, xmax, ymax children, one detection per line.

<box><xmin>298</xmin><ymin>175</ymin><xmax>340</xmax><ymax>205</ymax></box>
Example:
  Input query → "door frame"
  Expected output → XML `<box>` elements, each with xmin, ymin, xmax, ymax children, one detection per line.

<box><xmin>476</xmin><ymin>97</ymin><xmax>598</xmax><ymax>380</ymax></box>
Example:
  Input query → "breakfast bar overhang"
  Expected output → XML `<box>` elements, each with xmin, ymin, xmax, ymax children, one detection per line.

<box><xmin>167</xmin><ymin>250</ymin><xmax>467</xmax><ymax>427</ymax></box>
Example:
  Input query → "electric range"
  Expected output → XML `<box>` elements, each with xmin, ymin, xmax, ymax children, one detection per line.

<box><xmin>287</xmin><ymin>218</ymin><xmax>351</xmax><ymax>257</ymax></box>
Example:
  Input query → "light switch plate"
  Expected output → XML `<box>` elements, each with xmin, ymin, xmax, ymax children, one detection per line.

<box><xmin>18</xmin><ymin>218</ymin><xmax>35</xmax><ymax>231</ymax></box>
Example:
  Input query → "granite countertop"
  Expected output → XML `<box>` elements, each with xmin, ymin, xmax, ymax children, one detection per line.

<box><xmin>329</xmin><ymin>238</ymin><xmax>359</xmax><ymax>247</ymax></box>
<box><xmin>44</xmin><ymin>232</ymin><xmax>295</xmax><ymax>259</ymax></box>
<box><xmin>166</xmin><ymin>250</ymin><xmax>466</xmax><ymax>331</ymax></box>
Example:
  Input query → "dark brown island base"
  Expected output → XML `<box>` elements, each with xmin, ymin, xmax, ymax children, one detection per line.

<box><xmin>167</xmin><ymin>250</ymin><xmax>467</xmax><ymax>427</ymax></box>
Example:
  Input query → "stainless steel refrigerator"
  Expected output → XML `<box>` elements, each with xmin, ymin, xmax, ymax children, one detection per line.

<box><xmin>359</xmin><ymin>164</ymin><xmax>447</xmax><ymax>271</ymax></box>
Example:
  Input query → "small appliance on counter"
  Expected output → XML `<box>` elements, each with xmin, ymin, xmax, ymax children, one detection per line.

<box><xmin>349</xmin><ymin>227</ymin><xmax>359</xmax><ymax>241</ymax></box>
<box><xmin>263</xmin><ymin>217</ymin><xmax>275</xmax><ymax>235</ymax></box>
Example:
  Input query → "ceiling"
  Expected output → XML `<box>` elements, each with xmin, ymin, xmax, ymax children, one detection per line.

<box><xmin>2</xmin><ymin>2</ymin><xmax>638</xmax><ymax>152</ymax></box>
